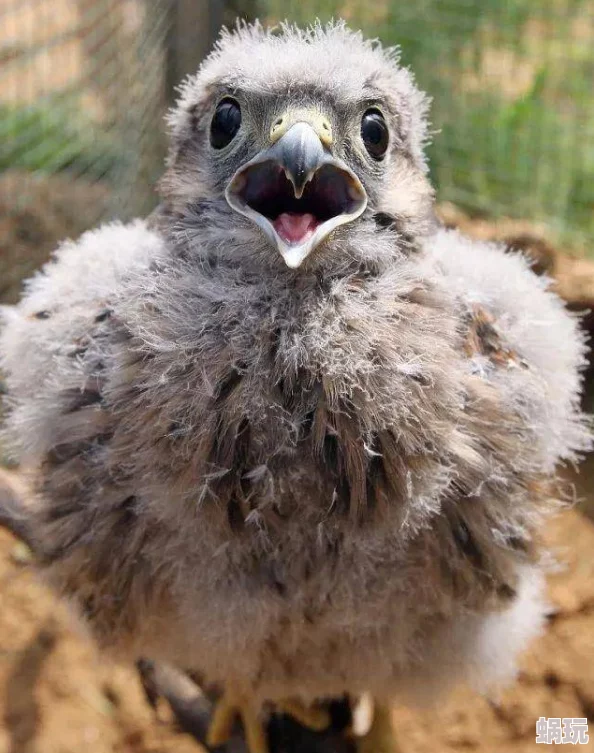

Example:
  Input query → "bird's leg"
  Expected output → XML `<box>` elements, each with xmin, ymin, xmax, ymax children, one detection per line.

<box><xmin>207</xmin><ymin>691</ymin><xmax>268</xmax><ymax>753</ymax></box>
<box><xmin>206</xmin><ymin>693</ymin><xmax>333</xmax><ymax>753</ymax></box>
<box><xmin>207</xmin><ymin>692</ymin><xmax>240</xmax><ymax>747</ymax></box>
<box><xmin>136</xmin><ymin>658</ymin><xmax>160</xmax><ymax>712</ymax></box>
<box><xmin>275</xmin><ymin>699</ymin><xmax>331</xmax><ymax>731</ymax></box>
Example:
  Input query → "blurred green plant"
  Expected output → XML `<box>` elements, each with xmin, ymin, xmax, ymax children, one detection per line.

<box><xmin>429</xmin><ymin>70</ymin><xmax>594</xmax><ymax>243</ymax></box>
<box><xmin>264</xmin><ymin>0</ymin><xmax>594</xmax><ymax>249</ymax></box>
<box><xmin>0</xmin><ymin>99</ymin><xmax>126</xmax><ymax>180</ymax></box>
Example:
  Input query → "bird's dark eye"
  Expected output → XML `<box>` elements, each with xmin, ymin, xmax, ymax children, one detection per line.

<box><xmin>210</xmin><ymin>98</ymin><xmax>241</xmax><ymax>149</ymax></box>
<box><xmin>361</xmin><ymin>108</ymin><xmax>389</xmax><ymax>160</ymax></box>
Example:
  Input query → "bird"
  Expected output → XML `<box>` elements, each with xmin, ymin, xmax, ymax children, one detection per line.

<box><xmin>0</xmin><ymin>20</ymin><xmax>590</xmax><ymax>753</ymax></box>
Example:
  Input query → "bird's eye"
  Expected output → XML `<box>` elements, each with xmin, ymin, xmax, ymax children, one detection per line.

<box><xmin>361</xmin><ymin>108</ymin><xmax>389</xmax><ymax>160</ymax></box>
<box><xmin>210</xmin><ymin>98</ymin><xmax>241</xmax><ymax>149</ymax></box>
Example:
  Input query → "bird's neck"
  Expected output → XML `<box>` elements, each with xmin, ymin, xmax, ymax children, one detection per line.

<box><xmin>152</xmin><ymin>199</ymin><xmax>425</xmax><ymax>289</ymax></box>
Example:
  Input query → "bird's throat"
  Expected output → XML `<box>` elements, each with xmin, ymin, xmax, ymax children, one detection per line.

<box><xmin>273</xmin><ymin>212</ymin><xmax>318</xmax><ymax>245</ymax></box>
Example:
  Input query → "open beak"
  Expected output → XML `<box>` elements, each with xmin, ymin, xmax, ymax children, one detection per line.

<box><xmin>225</xmin><ymin>116</ymin><xmax>367</xmax><ymax>268</ymax></box>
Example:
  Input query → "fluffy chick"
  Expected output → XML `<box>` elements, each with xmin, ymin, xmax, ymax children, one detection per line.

<box><xmin>0</xmin><ymin>20</ymin><xmax>590</xmax><ymax>742</ymax></box>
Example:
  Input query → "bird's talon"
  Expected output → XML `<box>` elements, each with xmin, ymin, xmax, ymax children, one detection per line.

<box><xmin>276</xmin><ymin>699</ymin><xmax>331</xmax><ymax>731</ymax></box>
<box><xmin>206</xmin><ymin>693</ymin><xmax>268</xmax><ymax>753</ymax></box>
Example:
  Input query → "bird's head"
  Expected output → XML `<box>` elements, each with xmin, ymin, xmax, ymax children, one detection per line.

<box><xmin>161</xmin><ymin>21</ymin><xmax>435</xmax><ymax>270</ymax></box>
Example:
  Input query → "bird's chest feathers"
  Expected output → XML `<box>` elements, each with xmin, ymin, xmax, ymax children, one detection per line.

<box><xmin>159</xmin><ymin>271</ymin><xmax>460</xmax><ymax>529</ymax></box>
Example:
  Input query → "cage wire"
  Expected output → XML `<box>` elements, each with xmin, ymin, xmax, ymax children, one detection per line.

<box><xmin>0</xmin><ymin>0</ymin><xmax>171</xmax><ymax>302</ymax></box>
<box><xmin>1</xmin><ymin>0</ymin><xmax>593</xmax><ymax>306</ymax></box>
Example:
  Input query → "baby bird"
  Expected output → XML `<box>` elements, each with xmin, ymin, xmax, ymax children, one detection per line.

<box><xmin>0</xmin><ymin>21</ymin><xmax>590</xmax><ymax>753</ymax></box>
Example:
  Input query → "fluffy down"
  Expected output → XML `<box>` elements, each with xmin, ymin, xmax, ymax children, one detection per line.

<box><xmin>1</xmin><ymin>220</ymin><xmax>588</xmax><ymax>705</ymax></box>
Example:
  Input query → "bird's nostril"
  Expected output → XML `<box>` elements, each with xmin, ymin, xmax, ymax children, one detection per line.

<box><xmin>318</xmin><ymin>119</ymin><xmax>333</xmax><ymax>146</ymax></box>
<box><xmin>271</xmin><ymin>118</ymin><xmax>286</xmax><ymax>142</ymax></box>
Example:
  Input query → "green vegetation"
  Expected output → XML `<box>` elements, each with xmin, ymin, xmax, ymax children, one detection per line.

<box><xmin>265</xmin><ymin>0</ymin><xmax>594</xmax><ymax>249</ymax></box>
<box><xmin>0</xmin><ymin>98</ymin><xmax>126</xmax><ymax>180</ymax></box>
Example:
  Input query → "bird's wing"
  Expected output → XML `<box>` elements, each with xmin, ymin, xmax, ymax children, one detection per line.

<box><xmin>427</xmin><ymin>227</ymin><xmax>590</xmax><ymax>474</ymax></box>
<box><xmin>383</xmin><ymin>228</ymin><xmax>592</xmax><ymax>623</ymax></box>
<box><xmin>0</xmin><ymin>220</ymin><xmax>164</xmax><ymax>497</ymax></box>
<box><xmin>0</xmin><ymin>221</ymin><xmax>169</xmax><ymax>649</ymax></box>
<box><xmin>0</xmin><ymin>220</ymin><xmax>163</xmax><ymax>415</ymax></box>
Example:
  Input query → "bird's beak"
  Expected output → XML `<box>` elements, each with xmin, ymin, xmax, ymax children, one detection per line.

<box><xmin>225</xmin><ymin>113</ymin><xmax>367</xmax><ymax>268</ymax></box>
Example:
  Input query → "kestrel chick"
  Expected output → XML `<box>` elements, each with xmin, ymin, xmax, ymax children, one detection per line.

<box><xmin>0</xmin><ymin>21</ymin><xmax>590</xmax><ymax>753</ymax></box>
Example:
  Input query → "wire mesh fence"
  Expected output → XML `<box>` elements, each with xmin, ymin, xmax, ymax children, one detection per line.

<box><xmin>1</xmin><ymin>0</ymin><xmax>593</xmax><ymax>305</ymax></box>
<box><xmin>0</xmin><ymin>0</ymin><xmax>171</xmax><ymax>301</ymax></box>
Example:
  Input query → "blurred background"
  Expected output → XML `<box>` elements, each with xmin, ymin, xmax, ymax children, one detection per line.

<box><xmin>0</xmin><ymin>1</ymin><xmax>593</xmax><ymax>752</ymax></box>
<box><xmin>2</xmin><ymin>0</ymin><xmax>594</xmax><ymax>303</ymax></box>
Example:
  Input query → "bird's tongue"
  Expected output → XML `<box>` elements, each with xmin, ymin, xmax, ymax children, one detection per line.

<box><xmin>273</xmin><ymin>212</ymin><xmax>317</xmax><ymax>245</ymax></box>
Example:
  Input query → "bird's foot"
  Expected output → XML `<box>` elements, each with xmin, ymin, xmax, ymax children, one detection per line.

<box><xmin>275</xmin><ymin>699</ymin><xmax>331</xmax><ymax>732</ymax></box>
<box><xmin>206</xmin><ymin>693</ymin><xmax>333</xmax><ymax>753</ymax></box>
<box><xmin>207</xmin><ymin>692</ymin><xmax>268</xmax><ymax>753</ymax></box>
